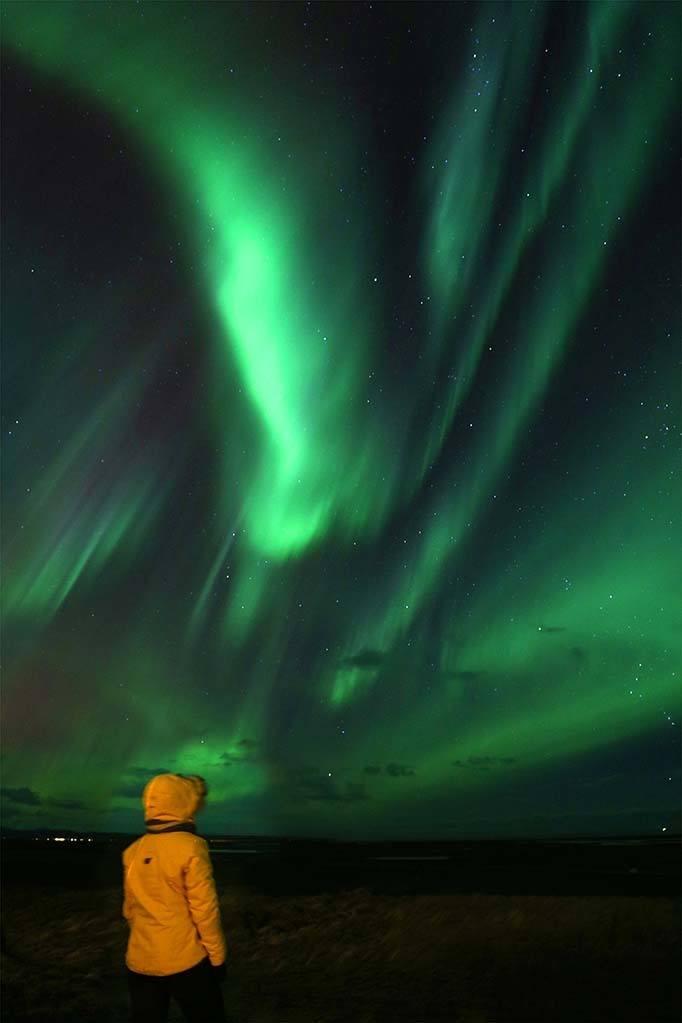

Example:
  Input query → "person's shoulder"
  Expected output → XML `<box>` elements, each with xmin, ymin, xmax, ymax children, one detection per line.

<box><xmin>173</xmin><ymin>831</ymin><xmax>208</xmax><ymax>852</ymax></box>
<box><xmin>122</xmin><ymin>836</ymin><xmax>142</xmax><ymax>861</ymax></box>
<box><xmin>177</xmin><ymin>832</ymin><xmax>211</xmax><ymax>868</ymax></box>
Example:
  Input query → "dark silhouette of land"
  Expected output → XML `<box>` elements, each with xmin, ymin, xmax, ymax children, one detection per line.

<box><xmin>2</xmin><ymin>834</ymin><xmax>680</xmax><ymax>1021</ymax></box>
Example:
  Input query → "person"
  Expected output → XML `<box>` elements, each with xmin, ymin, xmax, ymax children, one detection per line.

<box><xmin>122</xmin><ymin>772</ymin><xmax>228</xmax><ymax>1022</ymax></box>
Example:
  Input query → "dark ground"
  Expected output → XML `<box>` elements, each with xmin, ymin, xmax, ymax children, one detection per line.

<box><xmin>1</xmin><ymin>838</ymin><xmax>680</xmax><ymax>1022</ymax></box>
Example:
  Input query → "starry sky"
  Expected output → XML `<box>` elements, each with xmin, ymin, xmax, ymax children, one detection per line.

<box><xmin>1</xmin><ymin>1</ymin><xmax>680</xmax><ymax>841</ymax></box>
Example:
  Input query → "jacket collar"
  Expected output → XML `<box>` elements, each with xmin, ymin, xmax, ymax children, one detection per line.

<box><xmin>144</xmin><ymin>819</ymin><xmax>197</xmax><ymax>835</ymax></box>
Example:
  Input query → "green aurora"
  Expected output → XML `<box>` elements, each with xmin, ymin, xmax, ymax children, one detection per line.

<box><xmin>1</xmin><ymin>1</ymin><xmax>679</xmax><ymax>839</ymax></box>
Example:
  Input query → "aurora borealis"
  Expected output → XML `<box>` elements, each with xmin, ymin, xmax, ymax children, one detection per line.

<box><xmin>1</xmin><ymin>1</ymin><xmax>680</xmax><ymax>840</ymax></box>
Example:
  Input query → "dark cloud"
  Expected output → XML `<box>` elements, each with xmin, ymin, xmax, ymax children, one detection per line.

<box><xmin>0</xmin><ymin>786</ymin><xmax>41</xmax><ymax>805</ymax></box>
<box><xmin>363</xmin><ymin>764</ymin><xmax>382</xmax><ymax>775</ymax></box>
<box><xmin>114</xmin><ymin>782</ymin><xmax>147</xmax><ymax>798</ymax></box>
<box><xmin>215</xmin><ymin>740</ymin><xmax>262</xmax><ymax>767</ymax></box>
<box><xmin>451</xmin><ymin>756</ymin><xmax>517</xmax><ymax>770</ymax></box>
<box><xmin>339</xmin><ymin>648</ymin><xmax>385</xmax><ymax>670</ymax></box>
<box><xmin>450</xmin><ymin>670</ymin><xmax>484</xmax><ymax>681</ymax></box>
<box><xmin>285</xmin><ymin>765</ymin><xmax>369</xmax><ymax>803</ymax></box>
<box><xmin>46</xmin><ymin>797</ymin><xmax>86</xmax><ymax>811</ymax></box>
<box><xmin>385</xmin><ymin>762</ymin><xmax>416</xmax><ymax>777</ymax></box>
<box><xmin>127</xmin><ymin>766</ymin><xmax>174</xmax><ymax>778</ymax></box>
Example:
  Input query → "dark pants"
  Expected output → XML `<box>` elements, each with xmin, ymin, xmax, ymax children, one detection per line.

<box><xmin>126</xmin><ymin>955</ymin><xmax>227</xmax><ymax>1023</ymax></box>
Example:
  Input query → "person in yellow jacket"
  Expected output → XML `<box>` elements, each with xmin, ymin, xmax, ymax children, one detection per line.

<box><xmin>122</xmin><ymin>773</ymin><xmax>228</xmax><ymax>1022</ymax></box>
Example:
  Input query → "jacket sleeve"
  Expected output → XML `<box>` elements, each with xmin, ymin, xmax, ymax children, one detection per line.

<box><xmin>184</xmin><ymin>840</ymin><xmax>227</xmax><ymax>966</ymax></box>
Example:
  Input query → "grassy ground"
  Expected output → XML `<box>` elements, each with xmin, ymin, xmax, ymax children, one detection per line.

<box><xmin>1</xmin><ymin>883</ymin><xmax>680</xmax><ymax>1022</ymax></box>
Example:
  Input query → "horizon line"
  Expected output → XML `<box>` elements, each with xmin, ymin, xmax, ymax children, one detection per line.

<box><xmin>2</xmin><ymin>827</ymin><xmax>679</xmax><ymax>842</ymax></box>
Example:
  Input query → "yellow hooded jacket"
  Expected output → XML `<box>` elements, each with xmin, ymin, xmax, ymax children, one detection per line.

<box><xmin>122</xmin><ymin>773</ymin><xmax>227</xmax><ymax>976</ymax></box>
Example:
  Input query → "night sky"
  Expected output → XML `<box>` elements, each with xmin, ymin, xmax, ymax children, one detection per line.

<box><xmin>2</xmin><ymin>1</ymin><xmax>680</xmax><ymax>841</ymax></box>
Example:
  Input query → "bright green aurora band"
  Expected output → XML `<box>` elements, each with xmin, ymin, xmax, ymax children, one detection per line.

<box><xmin>1</xmin><ymin>2</ymin><xmax>679</xmax><ymax>838</ymax></box>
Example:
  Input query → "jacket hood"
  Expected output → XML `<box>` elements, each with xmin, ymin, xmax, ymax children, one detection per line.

<box><xmin>142</xmin><ymin>773</ymin><xmax>205</xmax><ymax>834</ymax></box>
